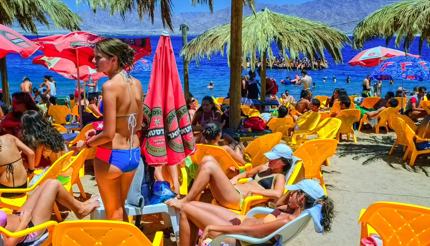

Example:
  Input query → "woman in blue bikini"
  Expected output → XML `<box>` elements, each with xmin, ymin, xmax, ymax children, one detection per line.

<box><xmin>78</xmin><ymin>38</ymin><xmax>143</xmax><ymax>221</ymax></box>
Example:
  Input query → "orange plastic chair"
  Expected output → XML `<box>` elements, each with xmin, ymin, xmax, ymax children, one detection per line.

<box><xmin>388</xmin><ymin>115</ymin><xmax>409</xmax><ymax>156</ymax></box>
<box><xmin>267</xmin><ymin>117</ymin><xmax>294</xmax><ymax>132</ymax></box>
<box><xmin>360</xmin><ymin>97</ymin><xmax>381</xmax><ymax>110</ymax></box>
<box><xmin>402</xmin><ymin>120</ymin><xmax>430</xmax><ymax>166</ymax></box>
<box><xmin>336</xmin><ymin>109</ymin><xmax>361</xmax><ymax>142</ymax></box>
<box><xmin>240</xmin><ymin>105</ymin><xmax>252</xmax><ymax>116</ymax></box>
<box><xmin>52</xmin><ymin>123</ymin><xmax>68</xmax><ymax>133</ymax></box>
<box><xmin>314</xmin><ymin>95</ymin><xmax>328</xmax><ymax>108</ymax></box>
<box><xmin>243</xmin><ymin>132</ymin><xmax>282</xmax><ymax>166</ymax></box>
<box><xmin>191</xmin><ymin>144</ymin><xmax>252</xmax><ymax>175</ymax></box>
<box><xmin>52</xmin><ymin>220</ymin><xmax>164</xmax><ymax>246</ymax></box>
<box><xmin>293</xmin><ymin>139</ymin><xmax>338</xmax><ymax>193</ymax></box>
<box><xmin>359</xmin><ymin>201</ymin><xmax>430</xmax><ymax>246</ymax></box>
<box><xmin>61</xmin><ymin>148</ymin><xmax>89</xmax><ymax>198</ymax></box>
<box><xmin>329</xmin><ymin>100</ymin><xmax>341</xmax><ymax>116</ymax></box>
<box><xmin>374</xmin><ymin>107</ymin><xmax>400</xmax><ymax>134</ymax></box>
<box><xmin>47</xmin><ymin>105</ymin><xmax>72</xmax><ymax>125</ymax></box>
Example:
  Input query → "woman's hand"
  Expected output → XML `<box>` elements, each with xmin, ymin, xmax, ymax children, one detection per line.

<box><xmin>85</xmin><ymin>129</ymin><xmax>96</xmax><ymax>140</ymax></box>
<box><xmin>199</xmin><ymin>225</ymin><xmax>212</xmax><ymax>245</ymax></box>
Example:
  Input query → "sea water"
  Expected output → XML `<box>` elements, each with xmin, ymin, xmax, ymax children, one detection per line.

<box><xmin>3</xmin><ymin>35</ymin><xmax>430</xmax><ymax>101</ymax></box>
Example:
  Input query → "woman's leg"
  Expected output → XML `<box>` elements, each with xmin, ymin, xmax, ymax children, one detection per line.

<box><xmin>182</xmin><ymin>156</ymin><xmax>241</xmax><ymax>209</ymax></box>
<box><xmin>167</xmin><ymin>165</ymin><xmax>180</xmax><ymax>194</ymax></box>
<box><xmin>28</xmin><ymin>180</ymin><xmax>99</xmax><ymax>225</ymax></box>
<box><xmin>94</xmin><ymin>158</ymin><xmax>124</xmax><ymax>220</ymax></box>
<box><xmin>119</xmin><ymin>171</ymin><xmax>135</xmax><ymax>221</ymax></box>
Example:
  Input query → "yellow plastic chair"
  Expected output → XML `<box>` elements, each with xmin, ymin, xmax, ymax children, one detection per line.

<box><xmin>293</xmin><ymin>139</ymin><xmax>338</xmax><ymax>194</ymax></box>
<box><xmin>244</xmin><ymin>132</ymin><xmax>282</xmax><ymax>166</ymax></box>
<box><xmin>375</xmin><ymin>107</ymin><xmax>400</xmax><ymax>134</ymax></box>
<box><xmin>336</xmin><ymin>109</ymin><xmax>361</xmax><ymax>142</ymax></box>
<box><xmin>0</xmin><ymin>151</ymin><xmax>74</xmax><ymax>220</ymax></box>
<box><xmin>314</xmin><ymin>95</ymin><xmax>328</xmax><ymax>108</ymax></box>
<box><xmin>0</xmin><ymin>220</ymin><xmax>58</xmax><ymax>246</ymax></box>
<box><xmin>191</xmin><ymin>144</ymin><xmax>252</xmax><ymax>175</ymax></box>
<box><xmin>68</xmin><ymin>123</ymin><xmax>97</xmax><ymax>160</ymax></box>
<box><xmin>329</xmin><ymin>100</ymin><xmax>341</xmax><ymax>116</ymax></box>
<box><xmin>360</xmin><ymin>97</ymin><xmax>381</xmax><ymax>110</ymax></box>
<box><xmin>359</xmin><ymin>201</ymin><xmax>430</xmax><ymax>246</ymax></box>
<box><xmin>292</xmin><ymin>117</ymin><xmax>341</xmax><ymax>145</ymax></box>
<box><xmin>61</xmin><ymin>148</ymin><xmax>89</xmax><ymax>198</ymax></box>
<box><xmin>402</xmin><ymin>120</ymin><xmax>430</xmax><ymax>166</ymax></box>
<box><xmin>52</xmin><ymin>220</ymin><xmax>164</xmax><ymax>246</ymax></box>
<box><xmin>267</xmin><ymin>117</ymin><xmax>294</xmax><ymax>133</ymax></box>
<box><xmin>295</xmin><ymin>111</ymin><xmax>321</xmax><ymax>131</ymax></box>
<box><xmin>395</xmin><ymin>97</ymin><xmax>407</xmax><ymax>111</ymax></box>
<box><xmin>47</xmin><ymin>105</ymin><xmax>72</xmax><ymax>125</ymax></box>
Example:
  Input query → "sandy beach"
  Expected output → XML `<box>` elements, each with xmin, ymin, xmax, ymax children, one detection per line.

<box><xmin>68</xmin><ymin>131</ymin><xmax>430</xmax><ymax>245</ymax></box>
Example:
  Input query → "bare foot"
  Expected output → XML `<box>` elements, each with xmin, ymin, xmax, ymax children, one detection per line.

<box><xmin>165</xmin><ymin>198</ymin><xmax>184</xmax><ymax>209</ymax></box>
<box><xmin>77</xmin><ymin>196</ymin><xmax>100</xmax><ymax>219</ymax></box>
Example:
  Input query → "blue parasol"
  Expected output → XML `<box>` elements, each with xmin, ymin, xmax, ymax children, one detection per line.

<box><xmin>370</xmin><ymin>56</ymin><xmax>430</xmax><ymax>81</ymax></box>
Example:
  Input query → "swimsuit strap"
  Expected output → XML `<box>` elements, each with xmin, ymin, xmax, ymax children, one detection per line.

<box><xmin>0</xmin><ymin>157</ymin><xmax>22</xmax><ymax>187</ymax></box>
<box><xmin>120</xmin><ymin>70</ymin><xmax>137</xmax><ymax>161</ymax></box>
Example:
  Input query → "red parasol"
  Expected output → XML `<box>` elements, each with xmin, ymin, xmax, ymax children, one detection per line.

<box><xmin>348</xmin><ymin>46</ymin><xmax>419</xmax><ymax>67</ymax></box>
<box><xmin>142</xmin><ymin>34</ymin><xmax>195</xmax><ymax>166</ymax></box>
<box><xmin>33</xmin><ymin>31</ymin><xmax>102</xmax><ymax>67</ymax></box>
<box><xmin>0</xmin><ymin>24</ymin><xmax>39</xmax><ymax>104</ymax></box>
<box><xmin>0</xmin><ymin>24</ymin><xmax>39</xmax><ymax>58</ymax></box>
<box><xmin>33</xmin><ymin>55</ymin><xmax>106</xmax><ymax>81</ymax></box>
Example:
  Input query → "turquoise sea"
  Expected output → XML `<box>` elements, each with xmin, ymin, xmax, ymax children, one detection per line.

<box><xmin>3</xmin><ymin>35</ymin><xmax>430</xmax><ymax>101</ymax></box>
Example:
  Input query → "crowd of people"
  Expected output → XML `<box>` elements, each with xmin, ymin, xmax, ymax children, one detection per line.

<box><xmin>1</xmin><ymin>37</ymin><xmax>429</xmax><ymax>245</ymax></box>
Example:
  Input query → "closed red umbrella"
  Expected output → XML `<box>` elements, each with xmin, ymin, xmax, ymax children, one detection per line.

<box><xmin>143</xmin><ymin>34</ymin><xmax>195</xmax><ymax>166</ymax></box>
<box><xmin>0</xmin><ymin>24</ymin><xmax>39</xmax><ymax>104</ymax></box>
<box><xmin>348</xmin><ymin>46</ymin><xmax>419</xmax><ymax>67</ymax></box>
<box><xmin>33</xmin><ymin>55</ymin><xmax>106</xmax><ymax>81</ymax></box>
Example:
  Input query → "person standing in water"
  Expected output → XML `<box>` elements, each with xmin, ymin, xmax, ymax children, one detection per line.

<box><xmin>20</xmin><ymin>77</ymin><xmax>33</xmax><ymax>94</ymax></box>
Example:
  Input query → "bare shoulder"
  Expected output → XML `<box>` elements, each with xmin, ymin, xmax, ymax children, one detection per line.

<box><xmin>102</xmin><ymin>79</ymin><xmax>116</xmax><ymax>91</ymax></box>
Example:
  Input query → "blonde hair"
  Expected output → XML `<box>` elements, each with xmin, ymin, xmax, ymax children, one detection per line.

<box><xmin>95</xmin><ymin>38</ymin><xmax>135</xmax><ymax>69</ymax></box>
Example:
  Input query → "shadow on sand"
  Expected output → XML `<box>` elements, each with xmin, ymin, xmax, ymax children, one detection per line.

<box><xmin>337</xmin><ymin>135</ymin><xmax>430</xmax><ymax>177</ymax></box>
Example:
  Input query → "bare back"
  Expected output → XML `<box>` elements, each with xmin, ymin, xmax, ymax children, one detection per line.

<box><xmin>20</xmin><ymin>81</ymin><xmax>32</xmax><ymax>93</ymax></box>
<box><xmin>101</xmin><ymin>72</ymin><xmax>143</xmax><ymax>150</ymax></box>
<box><xmin>0</xmin><ymin>135</ymin><xmax>27</xmax><ymax>187</ymax></box>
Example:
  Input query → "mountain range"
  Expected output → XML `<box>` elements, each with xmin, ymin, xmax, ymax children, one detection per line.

<box><xmin>20</xmin><ymin>0</ymin><xmax>399</xmax><ymax>35</ymax></box>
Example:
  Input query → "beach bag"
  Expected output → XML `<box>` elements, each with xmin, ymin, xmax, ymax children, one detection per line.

<box><xmin>244</xmin><ymin>116</ymin><xmax>266</xmax><ymax>131</ymax></box>
<box><xmin>148</xmin><ymin>181</ymin><xmax>176</xmax><ymax>205</ymax></box>
<box><xmin>271</xmin><ymin>79</ymin><xmax>279</xmax><ymax>95</ymax></box>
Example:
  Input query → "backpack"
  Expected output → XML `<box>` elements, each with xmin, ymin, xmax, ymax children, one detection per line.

<box><xmin>243</xmin><ymin>116</ymin><xmax>266</xmax><ymax>131</ymax></box>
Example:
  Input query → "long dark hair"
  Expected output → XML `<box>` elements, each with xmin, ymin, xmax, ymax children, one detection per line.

<box><xmin>21</xmin><ymin>110</ymin><xmax>65</xmax><ymax>152</ymax></box>
<box><xmin>196</xmin><ymin>96</ymin><xmax>217</xmax><ymax>113</ymax></box>
<box><xmin>303</xmin><ymin>193</ymin><xmax>334</xmax><ymax>232</ymax></box>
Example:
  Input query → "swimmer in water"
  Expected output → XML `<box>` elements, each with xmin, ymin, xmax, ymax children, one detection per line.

<box><xmin>208</xmin><ymin>81</ymin><xmax>214</xmax><ymax>90</ymax></box>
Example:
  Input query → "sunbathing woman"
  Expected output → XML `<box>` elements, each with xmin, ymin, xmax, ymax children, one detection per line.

<box><xmin>21</xmin><ymin>110</ymin><xmax>65</xmax><ymax>168</ymax></box>
<box><xmin>201</xmin><ymin>123</ymin><xmax>246</xmax><ymax>165</ymax></box>
<box><xmin>0</xmin><ymin>134</ymin><xmax>35</xmax><ymax>196</ymax></box>
<box><xmin>78</xmin><ymin>38</ymin><xmax>143</xmax><ymax>221</ymax></box>
<box><xmin>167</xmin><ymin>179</ymin><xmax>333</xmax><ymax>246</ymax></box>
<box><xmin>170</xmin><ymin>144</ymin><xmax>297</xmax><ymax>211</ymax></box>
<box><xmin>0</xmin><ymin>179</ymin><xmax>99</xmax><ymax>246</ymax></box>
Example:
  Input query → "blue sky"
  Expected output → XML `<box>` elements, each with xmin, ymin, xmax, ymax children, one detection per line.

<box><xmin>64</xmin><ymin>0</ymin><xmax>310</xmax><ymax>12</ymax></box>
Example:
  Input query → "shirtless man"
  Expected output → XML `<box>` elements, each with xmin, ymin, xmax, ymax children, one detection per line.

<box><xmin>20</xmin><ymin>77</ymin><xmax>32</xmax><ymax>94</ymax></box>
<box><xmin>39</xmin><ymin>76</ymin><xmax>51</xmax><ymax>98</ymax></box>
